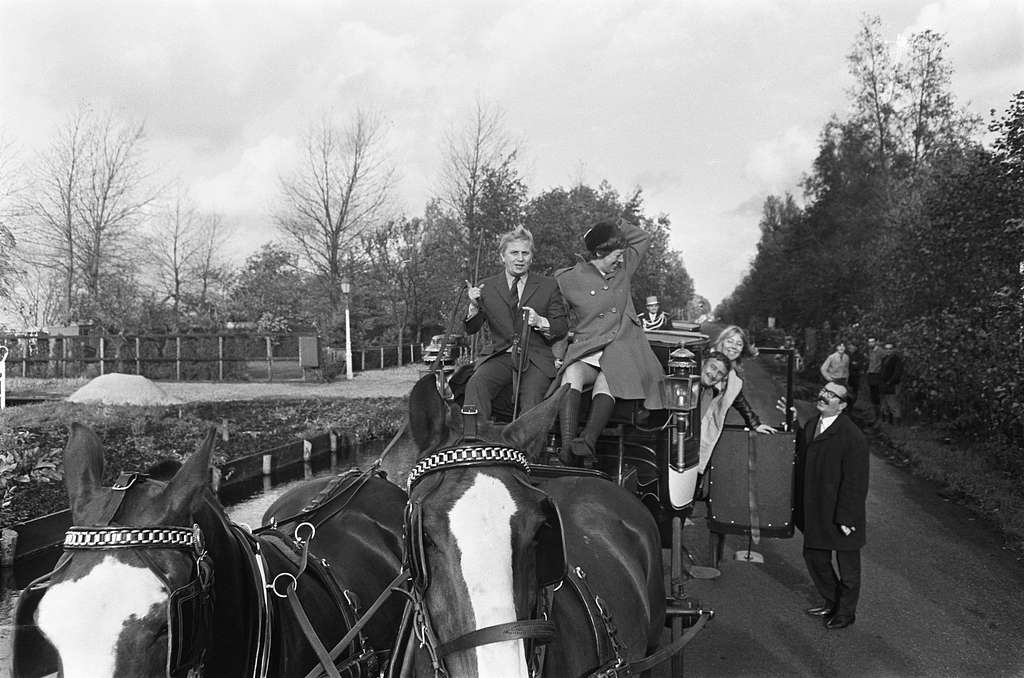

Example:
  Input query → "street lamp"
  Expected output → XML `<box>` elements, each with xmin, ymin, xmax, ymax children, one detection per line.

<box><xmin>340</xmin><ymin>277</ymin><xmax>353</xmax><ymax>380</ymax></box>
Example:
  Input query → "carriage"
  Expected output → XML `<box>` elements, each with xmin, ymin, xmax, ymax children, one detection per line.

<box><xmin>11</xmin><ymin>329</ymin><xmax>798</xmax><ymax>678</ymax></box>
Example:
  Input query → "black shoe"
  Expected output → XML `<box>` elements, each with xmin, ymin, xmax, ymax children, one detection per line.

<box><xmin>570</xmin><ymin>436</ymin><xmax>595</xmax><ymax>457</ymax></box>
<box><xmin>825</xmin><ymin>615</ymin><xmax>855</xmax><ymax>630</ymax></box>
<box><xmin>805</xmin><ymin>604</ymin><xmax>834</xmax><ymax>617</ymax></box>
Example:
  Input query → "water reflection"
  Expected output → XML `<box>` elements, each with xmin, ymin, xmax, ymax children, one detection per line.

<box><xmin>0</xmin><ymin>433</ymin><xmax>417</xmax><ymax>677</ymax></box>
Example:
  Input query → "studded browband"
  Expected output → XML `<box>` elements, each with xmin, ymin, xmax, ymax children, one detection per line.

<box><xmin>407</xmin><ymin>445</ymin><xmax>530</xmax><ymax>490</ymax></box>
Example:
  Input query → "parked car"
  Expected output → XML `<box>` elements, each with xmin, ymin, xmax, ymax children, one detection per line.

<box><xmin>422</xmin><ymin>333</ymin><xmax>468</xmax><ymax>366</ymax></box>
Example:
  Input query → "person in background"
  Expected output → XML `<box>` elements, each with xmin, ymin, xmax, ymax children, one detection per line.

<box><xmin>639</xmin><ymin>295</ymin><xmax>674</xmax><ymax>331</ymax></box>
<box><xmin>794</xmin><ymin>381</ymin><xmax>869</xmax><ymax>630</ymax></box>
<box><xmin>463</xmin><ymin>228</ymin><xmax>568</xmax><ymax>422</ymax></box>
<box><xmin>551</xmin><ymin>217</ymin><xmax>665</xmax><ymax>464</ymax></box>
<box><xmin>697</xmin><ymin>325</ymin><xmax>777</xmax><ymax>479</ymax></box>
<box><xmin>820</xmin><ymin>342</ymin><xmax>850</xmax><ymax>385</ymax></box>
<box><xmin>846</xmin><ymin>341</ymin><xmax>864</xmax><ymax>405</ymax></box>
<box><xmin>879</xmin><ymin>341</ymin><xmax>904</xmax><ymax>424</ymax></box>
<box><xmin>866</xmin><ymin>337</ymin><xmax>885</xmax><ymax>419</ymax></box>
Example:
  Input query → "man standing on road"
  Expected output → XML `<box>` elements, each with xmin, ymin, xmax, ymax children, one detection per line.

<box><xmin>819</xmin><ymin>342</ymin><xmax>850</xmax><ymax>385</ymax></box>
<box><xmin>795</xmin><ymin>381</ymin><xmax>869</xmax><ymax>630</ymax></box>
<box><xmin>463</xmin><ymin>228</ymin><xmax>568</xmax><ymax>422</ymax></box>
<box><xmin>880</xmin><ymin>342</ymin><xmax>904</xmax><ymax>424</ymax></box>
<box><xmin>866</xmin><ymin>337</ymin><xmax>885</xmax><ymax>419</ymax></box>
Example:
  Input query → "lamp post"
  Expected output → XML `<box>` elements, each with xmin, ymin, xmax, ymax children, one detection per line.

<box><xmin>341</xmin><ymin>277</ymin><xmax>353</xmax><ymax>380</ymax></box>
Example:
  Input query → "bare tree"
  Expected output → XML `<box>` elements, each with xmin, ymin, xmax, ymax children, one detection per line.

<box><xmin>276</xmin><ymin>109</ymin><xmax>394</xmax><ymax>318</ymax></box>
<box><xmin>19</xmin><ymin>104</ymin><xmax>156</xmax><ymax>323</ymax></box>
<box><xmin>437</xmin><ymin>99</ymin><xmax>518</xmax><ymax>244</ymax></box>
<box><xmin>0</xmin><ymin>130</ymin><xmax>23</xmax><ymax>300</ymax></box>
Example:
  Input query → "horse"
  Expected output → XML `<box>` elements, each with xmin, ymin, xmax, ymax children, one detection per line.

<box><xmin>389</xmin><ymin>372</ymin><xmax>667</xmax><ymax>678</ymax></box>
<box><xmin>12</xmin><ymin>423</ymin><xmax>406</xmax><ymax>678</ymax></box>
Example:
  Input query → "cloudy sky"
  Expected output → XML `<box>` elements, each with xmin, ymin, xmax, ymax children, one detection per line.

<box><xmin>1</xmin><ymin>0</ymin><xmax>1021</xmax><ymax>307</ymax></box>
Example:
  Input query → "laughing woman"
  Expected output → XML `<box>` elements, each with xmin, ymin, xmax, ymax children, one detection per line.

<box><xmin>551</xmin><ymin>217</ymin><xmax>665</xmax><ymax>464</ymax></box>
<box><xmin>697</xmin><ymin>324</ymin><xmax>778</xmax><ymax>481</ymax></box>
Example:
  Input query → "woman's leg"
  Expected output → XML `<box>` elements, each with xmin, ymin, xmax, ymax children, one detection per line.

<box><xmin>558</xmin><ymin>362</ymin><xmax>598</xmax><ymax>463</ymax></box>
<box><xmin>573</xmin><ymin>372</ymin><xmax>615</xmax><ymax>457</ymax></box>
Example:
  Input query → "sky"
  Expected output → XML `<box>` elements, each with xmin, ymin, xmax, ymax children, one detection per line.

<box><xmin>1</xmin><ymin>0</ymin><xmax>1022</xmax><ymax>309</ymax></box>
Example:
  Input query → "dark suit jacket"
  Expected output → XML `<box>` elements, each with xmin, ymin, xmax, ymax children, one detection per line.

<box><xmin>794</xmin><ymin>412</ymin><xmax>869</xmax><ymax>550</ymax></box>
<box><xmin>464</xmin><ymin>272</ymin><xmax>568</xmax><ymax>378</ymax></box>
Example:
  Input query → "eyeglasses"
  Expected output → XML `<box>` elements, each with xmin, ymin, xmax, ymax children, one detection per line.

<box><xmin>818</xmin><ymin>388</ymin><xmax>843</xmax><ymax>401</ymax></box>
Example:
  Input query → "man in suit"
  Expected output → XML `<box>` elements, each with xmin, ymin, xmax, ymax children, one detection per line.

<box><xmin>463</xmin><ymin>228</ymin><xmax>568</xmax><ymax>422</ymax></box>
<box><xmin>795</xmin><ymin>381</ymin><xmax>869</xmax><ymax>630</ymax></box>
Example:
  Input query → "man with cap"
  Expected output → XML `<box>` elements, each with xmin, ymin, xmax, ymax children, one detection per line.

<box><xmin>548</xmin><ymin>217</ymin><xmax>665</xmax><ymax>463</ymax></box>
<box><xmin>463</xmin><ymin>227</ymin><xmax>568</xmax><ymax>422</ymax></box>
<box><xmin>639</xmin><ymin>295</ymin><xmax>674</xmax><ymax>331</ymax></box>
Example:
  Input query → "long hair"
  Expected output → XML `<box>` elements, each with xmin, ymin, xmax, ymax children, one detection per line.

<box><xmin>711</xmin><ymin>325</ymin><xmax>758</xmax><ymax>371</ymax></box>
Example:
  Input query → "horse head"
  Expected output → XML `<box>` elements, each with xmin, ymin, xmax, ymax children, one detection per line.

<box><xmin>402</xmin><ymin>372</ymin><xmax>568</xmax><ymax>678</ymax></box>
<box><xmin>16</xmin><ymin>423</ymin><xmax>218</xmax><ymax>678</ymax></box>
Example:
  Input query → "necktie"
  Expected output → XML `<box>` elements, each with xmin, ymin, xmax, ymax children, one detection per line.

<box><xmin>815</xmin><ymin>419</ymin><xmax>825</xmax><ymax>439</ymax></box>
<box><xmin>509</xmin><ymin>274</ymin><xmax>522</xmax><ymax>308</ymax></box>
<box><xmin>510</xmin><ymin>274</ymin><xmax>523</xmax><ymax>332</ymax></box>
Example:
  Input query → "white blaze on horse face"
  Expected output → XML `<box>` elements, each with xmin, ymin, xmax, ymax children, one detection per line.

<box><xmin>448</xmin><ymin>474</ymin><xmax>530</xmax><ymax>678</ymax></box>
<box><xmin>36</xmin><ymin>555</ymin><xmax>166</xmax><ymax>678</ymax></box>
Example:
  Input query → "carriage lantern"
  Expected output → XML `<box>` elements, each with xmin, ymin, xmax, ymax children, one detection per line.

<box><xmin>662</xmin><ymin>346</ymin><xmax>700</xmax><ymax>412</ymax></box>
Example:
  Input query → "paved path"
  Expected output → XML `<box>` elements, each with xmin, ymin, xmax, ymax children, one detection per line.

<box><xmin>675</xmin><ymin>356</ymin><xmax>1024</xmax><ymax>677</ymax></box>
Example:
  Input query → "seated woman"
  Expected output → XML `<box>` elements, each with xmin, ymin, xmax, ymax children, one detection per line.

<box><xmin>698</xmin><ymin>324</ymin><xmax>777</xmax><ymax>479</ymax></box>
<box><xmin>552</xmin><ymin>217</ymin><xmax>665</xmax><ymax>464</ymax></box>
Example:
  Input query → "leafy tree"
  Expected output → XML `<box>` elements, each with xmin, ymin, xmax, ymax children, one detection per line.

<box><xmin>228</xmin><ymin>243</ymin><xmax>320</xmax><ymax>332</ymax></box>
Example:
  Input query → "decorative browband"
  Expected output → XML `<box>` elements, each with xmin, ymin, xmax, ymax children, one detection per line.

<box><xmin>407</xmin><ymin>445</ymin><xmax>531</xmax><ymax>490</ymax></box>
<box><xmin>64</xmin><ymin>525</ymin><xmax>204</xmax><ymax>556</ymax></box>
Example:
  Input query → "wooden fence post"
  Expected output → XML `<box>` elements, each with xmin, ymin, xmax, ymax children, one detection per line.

<box><xmin>379</xmin><ymin>346</ymin><xmax>384</xmax><ymax>369</ymax></box>
<box><xmin>135</xmin><ymin>337</ymin><xmax>141</xmax><ymax>375</ymax></box>
<box><xmin>175</xmin><ymin>337</ymin><xmax>182</xmax><ymax>381</ymax></box>
<box><xmin>218</xmin><ymin>335</ymin><xmax>224</xmax><ymax>381</ymax></box>
<box><xmin>99</xmin><ymin>336</ymin><xmax>105</xmax><ymax>376</ymax></box>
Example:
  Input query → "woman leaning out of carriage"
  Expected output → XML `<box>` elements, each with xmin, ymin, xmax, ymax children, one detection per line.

<box><xmin>549</xmin><ymin>217</ymin><xmax>665</xmax><ymax>464</ymax></box>
<box><xmin>696</xmin><ymin>324</ymin><xmax>777</xmax><ymax>496</ymax></box>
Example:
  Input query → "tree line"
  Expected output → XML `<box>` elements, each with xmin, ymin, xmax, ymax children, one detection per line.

<box><xmin>0</xmin><ymin>103</ymin><xmax>694</xmax><ymax>353</ymax></box>
<box><xmin>717</xmin><ymin>16</ymin><xmax>1023</xmax><ymax>447</ymax></box>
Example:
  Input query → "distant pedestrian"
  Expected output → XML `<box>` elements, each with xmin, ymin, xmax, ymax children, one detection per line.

<box><xmin>866</xmin><ymin>338</ymin><xmax>884</xmax><ymax>418</ymax></box>
<box><xmin>819</xmin><ymin>342</ymin><xmax>850</xmax><ymax>385</ymax></box>
<box><xmin>846</xmin><ymin>342</ymin><xmax>864</xmax><ymax>404</ymax></box>
<box><xmin>879</xmin><ymin>342</ymin><xmax>904</xmax><ymax>424</ymax></box>
<box><xmin>795</xmin><ymin>381</ymin><xmax>869</xmax><ymax>630</ymax></box>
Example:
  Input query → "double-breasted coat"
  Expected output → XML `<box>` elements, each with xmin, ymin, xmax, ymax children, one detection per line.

<box><xmin>550</xmin><ymin>221</ymin><xmax>665</xmax><ymax>410</ymax></box>
<box><xmin>465</xmin><ymin>272</ymin><xmax>568</xmax><ymax>377</ymax></box>
<box><xmin>794</xmin><ymin>413</ymin><xmax>869</xmax><ymax>550</ymax></box>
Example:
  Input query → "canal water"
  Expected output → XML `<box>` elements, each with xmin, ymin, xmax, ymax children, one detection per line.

<box><xmin>0</xmin><ymin>435</ymin><xmax>418</xmax><ymax>677</ymax></box>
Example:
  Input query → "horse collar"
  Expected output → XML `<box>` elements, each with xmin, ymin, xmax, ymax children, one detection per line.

<box><xmin>407</xmin><ymin>444</ymin><xmax>530</xmax><ymax>491</ymax></box>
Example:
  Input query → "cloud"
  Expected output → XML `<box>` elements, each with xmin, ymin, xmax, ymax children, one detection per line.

<box><xmin>743</xmin><ymin>125</ymin><xmax>818</xmax><ymax>192</ymax></box>
<box><xmin>191</xmin><ymin>135</ymin><xmax>298</xmax><ymax>216</ymax></box>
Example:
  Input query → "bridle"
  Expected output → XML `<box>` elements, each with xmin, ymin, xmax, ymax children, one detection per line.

<box><xmin>13</xmin><ymin>472</ymin><xmax>213</xmax><ymax>678</ymax></box>
<box><xmin>398</xmin><ymin>440</ymin><xmax>565</xmax><ymax>678</ymax></box>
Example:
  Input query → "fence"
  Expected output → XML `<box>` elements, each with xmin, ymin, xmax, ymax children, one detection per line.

<box><xmin>0</xmin><ymin>332</ymin><xmax>423</xmax><ymax>382</ymax></box>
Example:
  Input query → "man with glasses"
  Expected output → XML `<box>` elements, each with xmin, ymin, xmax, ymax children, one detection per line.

<box><xmin>794</xmin><ymin>381</ymin><xmax>869</xmax><ymax>630</ymax></box>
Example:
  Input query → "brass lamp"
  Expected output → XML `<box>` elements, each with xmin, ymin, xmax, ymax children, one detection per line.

<box><xmin>663</xmin><ymin>346</ymin><xmax>700</xmax><ymax>412</ymax></box>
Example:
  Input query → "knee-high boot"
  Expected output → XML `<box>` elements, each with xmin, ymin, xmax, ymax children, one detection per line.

<box><xmin>558</xmin><ymin>389</ymin><xmax>581</xmax><ymax>465</ymax></box>
<box><xmin>572</xmin><ymin>393</ymin><xmax>615</xmax><ymax>458</ymax></box>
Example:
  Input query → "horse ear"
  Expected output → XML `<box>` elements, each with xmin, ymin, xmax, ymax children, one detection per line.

<box><xmin>409</xmin><ymin>373</ymin><xmax>454</xmax><ymax>453</ymax></box>
<box><xmin>501</xmin><ymin>384</ymin><xmax>569</xmax><ymax>458</ymax></box>
<box><xmin>161</xmin><ymin>426</ymin><xmax>217</xmax><ymax>518</ymax></box>
<box><xmin>64</xmin><ymin>423</ymin><xmax>106</xmax><ymax>520</ymax></box>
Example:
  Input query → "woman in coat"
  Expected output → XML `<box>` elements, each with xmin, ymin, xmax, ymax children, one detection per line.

<box><xmin>552</xmin><ymin>217</ymin><xmax>665</xmax><ymax>463</ymax></box>
<box><xmin>698</xmin><ymin>325</ymin><xmax>777</xmax><ymax>477</ymax></box>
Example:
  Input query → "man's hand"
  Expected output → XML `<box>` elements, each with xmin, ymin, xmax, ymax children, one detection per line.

<box><xmin>522</xmin><ymin>306</ymin><xmax>548</xmax><ymax>330</ymax></box>
<box><xmin>839</xmin><ymin>524</ymin><xmax>855</xmax><ymax>537</ymax></box>
<box><xmin>465</xmin><ymin>280</ymin><xmax>483</xmax><ymax>317</ymax></box>
<box><xmin>775</xmin><ymin>396</ymin><xmax>797</xmax><ymax>418</ymax></box>
<box><xmin>754</xmin><ymin>424</ymin><xmax>777</xmax><ymax>435</ymax></box>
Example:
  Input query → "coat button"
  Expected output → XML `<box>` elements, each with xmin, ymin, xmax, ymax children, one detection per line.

<box><xmin>590</xmin><ymin>290</ymin><xmax>596</xmax><ymax>295</ymax></box>
<box><xmin>611</xmin><ymin>307</ymin><xmax>617</xmax><ymax>313</ymax></box>
<box><xmin>599</xmin><ymin>313</ymin><xmax>605</xmax><ymax>318</ymax></box>
<box><xmin>602</xmin><ymin>285</ymin><xmax>609</xmax><ymax>290</ymax></box>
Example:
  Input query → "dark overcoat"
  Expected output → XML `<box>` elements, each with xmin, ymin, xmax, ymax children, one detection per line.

<box><xmin>794</xmin><ymin>413</ymin><xmax>869</xmax><ymax>550</ymax></box>
<box><xmin>551</xmin><ymin>221</ymin><xmax>664</xmax><ymax>410</ymax></box>
<box><xmin>465</xmin><ymin>272</ymin><xmax>568</xmax><ymax>378</ymax></box>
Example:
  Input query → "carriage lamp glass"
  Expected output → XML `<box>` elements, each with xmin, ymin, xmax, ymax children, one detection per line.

<box><xmin>340</xmin><ymin>277</ymin><xmax>351</xmax><ymax>295</ymax></box>
<box><xmin>662</xmin><ymin>346</ymin><xmax>699</xmax><ymax>411</ymax></box>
